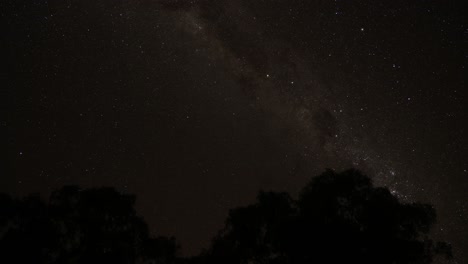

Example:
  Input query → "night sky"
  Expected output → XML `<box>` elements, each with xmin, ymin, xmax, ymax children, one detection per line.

<box><xmin>3</xmin><ymin>0</ymin><xmax>467</xmax><ymax>262</ymax></box>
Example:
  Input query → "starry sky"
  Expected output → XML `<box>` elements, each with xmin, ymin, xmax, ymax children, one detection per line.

<box><xmin>3</xmin><ymin>0</ymin><xmax>467</xmax><ymax>261</ymax></box>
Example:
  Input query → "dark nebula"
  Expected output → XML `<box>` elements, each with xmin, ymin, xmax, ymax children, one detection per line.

<box><xmin>2</xmin><ymin>0</ymin><xmax>466</xmax><ymax>262</ymax></box>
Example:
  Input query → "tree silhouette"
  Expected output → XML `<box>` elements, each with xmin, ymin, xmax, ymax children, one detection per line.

<box><xmin>0</xmin><ymin>169</ymin><xmax>453</xmax><ymax>263</ymax></box>
<box><xmin>0</xmin><ymin>186</ymin><xmax>177</xmax><ymax>264</ymax></box>
<box><xmin>203</xmin><ymin>169</ymin><xmax>452</xmax><ymax>264</ymax></box>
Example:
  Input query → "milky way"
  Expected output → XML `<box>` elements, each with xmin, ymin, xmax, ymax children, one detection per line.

<box><xmin>163</xmin><ymin>1</ymin><xmax>459</xmax><ymax>199</ymax></box>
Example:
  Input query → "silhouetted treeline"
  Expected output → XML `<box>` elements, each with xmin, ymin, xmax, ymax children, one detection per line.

<box><xmin>196</xmin><ymin>169</ymin><xmax>452</xmax><ymax>264</ymax></box>
<box><xmin>0</xmin><ymin>170</ymin><xmax>452</xmax><ymax>263</ymax></box>
<box><xmin>0</xmin><ymin>186</ymin><xmax>177</xmax><ymax>264</ymax></box>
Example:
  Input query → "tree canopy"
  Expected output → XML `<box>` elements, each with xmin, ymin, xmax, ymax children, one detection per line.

<box><xmin>0</xmin><ymin>186</ymin><xmax>177</xmax><ymax>264</ymax></box>
<box><xmin>0</xmin><ymin>169</ymin><xmax>452</xmax><ymax>263</ymax></box>
<box><xmin>202</xmin><ymin>169</ymin><xmax>452</xmax><ymax>264</ymax></box>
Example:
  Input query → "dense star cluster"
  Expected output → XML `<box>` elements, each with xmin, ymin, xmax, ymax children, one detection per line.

<box><xmin>3</xmin><ymin>0</ymin><xmax>466</xmax><ymax>262</ymax></box>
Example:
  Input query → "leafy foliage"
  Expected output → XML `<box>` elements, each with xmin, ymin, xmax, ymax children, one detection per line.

<box><xmin>0</xmin><ymin>169</ymin><xmax>452</xmax><ymax>263</ymax></box>
<box><xmin>0</xmin><ymin>187</ymin><xmax>177</xmax><ymax>264</ymax></box>
<box><xmin>203</xmin><ymin>169</ymin><xmax>452</xmax><ymax>264</ymax></box>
